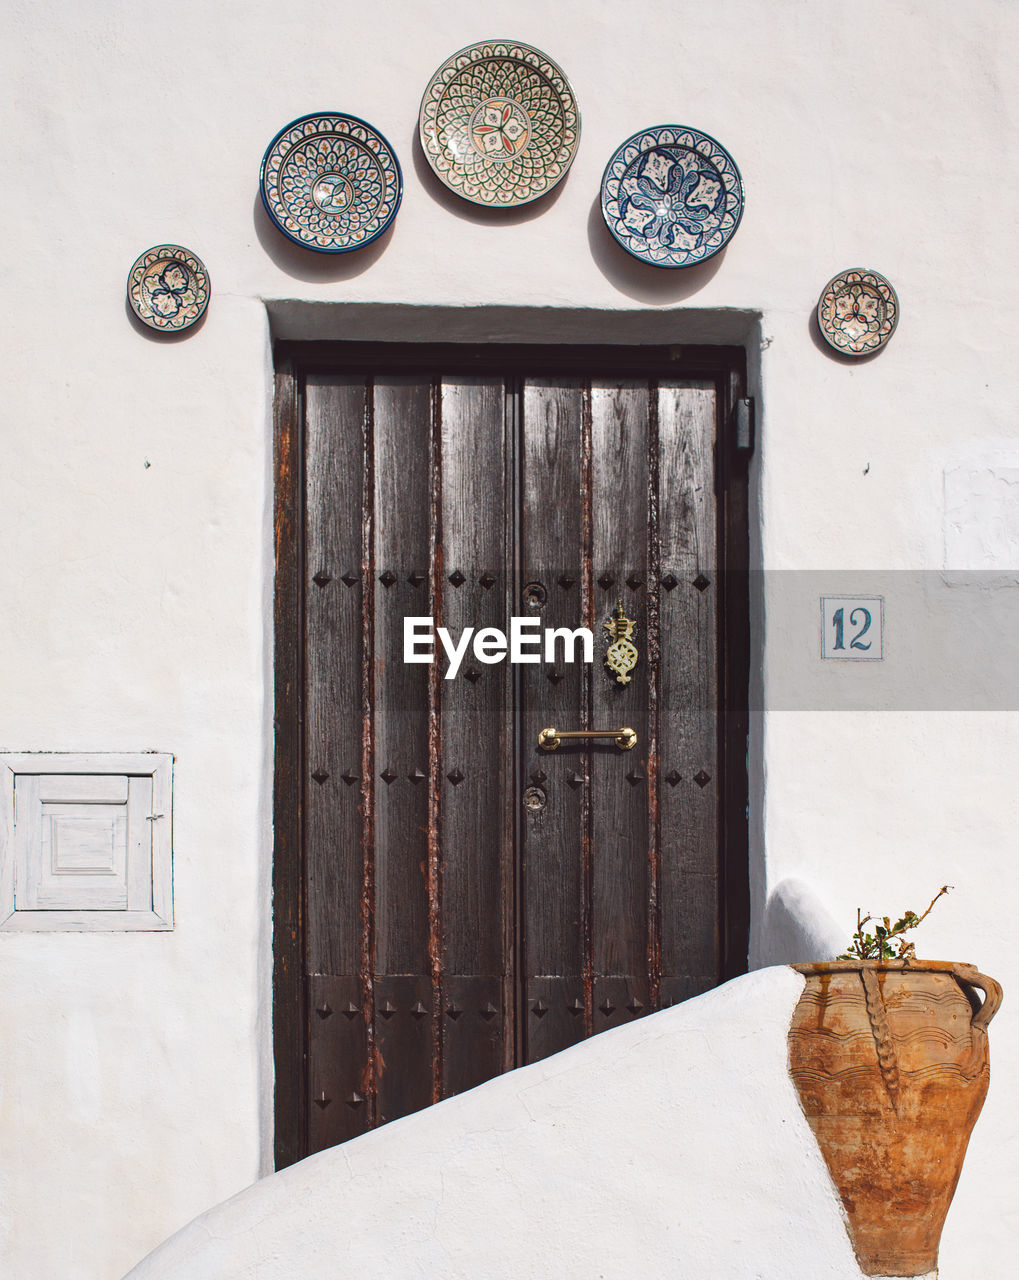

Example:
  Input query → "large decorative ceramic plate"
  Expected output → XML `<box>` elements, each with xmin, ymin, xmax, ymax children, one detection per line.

<box><xmin>260</xmin><ymin>113</ymin><xmax>402</xmax><ymax>252</ymax></box>
<box><xmin>127</xmin><ymin>244</ymin><xmax>210</xmax><ymax>332</ymax></box>
<box><xmin>601</xmin><ymin>125</ymin><xmax>744</xmax><ymax>268</ymax></box>
<box><xmin>419</xmin><ymin>40</ymin><xmax>580</xmax><ymax>207</ymax></box>
<box><xmin>817</xmin><ymin>268</ymin><xmax>899</xmax><ymax>356</ymax></box>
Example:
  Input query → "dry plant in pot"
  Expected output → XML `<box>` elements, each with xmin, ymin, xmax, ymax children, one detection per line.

<box><xmin>787</xmin><ymin>887</ymin><xmax>1003</xmax><ymax>1277</ymax></box>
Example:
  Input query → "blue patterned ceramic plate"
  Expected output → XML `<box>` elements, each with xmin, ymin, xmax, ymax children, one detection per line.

<box><xmin>260</xmin><ymin>113</ymin><xmax>402</xmax><ymax>253</ymax></box>
<box><xmin>127</xmin><ymin>244</ymin><xmax>210</xmax><ymax>332</ymax></box>
<box><xmin>817</xmin><ymin>269</ymin><xmax>899</xmax><ymax>356</ymax></box>
<box><xmin>601</xmin><ymin>125</ymin><xmax>744</xmax><ymax>268</ymax></box>
<box><xmin>419</xmin><ymin>41</ymin><xmax>580</xmax><ymax>207</ymax></box>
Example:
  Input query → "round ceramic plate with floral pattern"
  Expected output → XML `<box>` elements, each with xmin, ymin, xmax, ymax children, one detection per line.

<box><xmin>817</xmin><ymin>268</ymin><xmax>899</xmax><ymax>356</ymax></box>
<box><xmin>260</xmin><ymin>112</ymin><xmax>403</xmax><ymax>253</ymax></box>
<box><xmin>127</xmin><ymin>244</ymin><xmax>210</xmax><ymax>332</ymax></box>
<box><xmin>601</xmin><ymin>125</ymin><xmax>744</xmax><ymax>268</ymax></box>
<box><xmin>419</xmin><ymin>40</ymin><xmax>580</xmax><ymax>207</ymax></box>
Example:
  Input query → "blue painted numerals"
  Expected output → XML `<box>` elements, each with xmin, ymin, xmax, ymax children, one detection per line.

<box><xmin>831</xmin><ymin>605</ymin><xmax>873</xmax><ymax>651</ymax></box>
<box><xmin>821</xmin><ymin>597</ymin><xmax>884</xmax><ymax>660</ymax></box>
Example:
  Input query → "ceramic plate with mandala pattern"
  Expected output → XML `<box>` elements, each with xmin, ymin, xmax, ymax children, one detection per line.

<box><xmin>817</xmin><ymin>268</ymin><xmax>899</xmax><ymax>356</ymax></box>
<box><xmin>419</xmin><ymin>40</ymin><xmax>580</xmax><ymax>207</ymax></box>
<box><xmin>260</xmin><ymin>113</ymin><xmax>402</xmax><ymax>253</ymax></box>
<box><xmin>601</xmin><ymin>125</ymin><xmax>744</xmax><ymax>268</ymax></box>
<box><xmin>127</xmin><ymin>245</ymin><xmax>210</xmax><ymax>333</ymax></box>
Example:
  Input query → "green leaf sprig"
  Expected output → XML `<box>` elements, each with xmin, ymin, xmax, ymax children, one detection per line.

<box><xmin>837</xmin><ymin>885</ymin><xmax>952</xmax><ymax>961</ymax></box>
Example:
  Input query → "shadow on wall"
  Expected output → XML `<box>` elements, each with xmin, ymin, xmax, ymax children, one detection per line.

<box><xmin>757</xmin><ymin>878</ymin><xmax>844</xmax><ymax>967</ymax></box>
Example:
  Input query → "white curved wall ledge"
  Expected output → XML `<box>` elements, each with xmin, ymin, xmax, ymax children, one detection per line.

<box><xmin>757</xmin><ymin>878</ymin><xmax>845</xmax><ymax>967</ymax></box>
<box><xmin>123</xmin><ymin>967</ymin><xmax>917</xmax><ymax>1280</ymax></box>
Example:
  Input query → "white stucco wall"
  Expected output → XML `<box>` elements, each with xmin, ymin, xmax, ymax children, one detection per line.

<box><xmin>1</xmin><ymin>1</ymin><xmax>1017</xmax><ymax>1277</ymax></box>
<box><xmin>124</xmin><ymin>969</ymin><xmax>913</xmax><ymax>1280</ymax></box>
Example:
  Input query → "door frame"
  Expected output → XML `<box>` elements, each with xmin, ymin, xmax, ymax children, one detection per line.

<box><xmin>272</xmin><ymin>340</ymin><xmax>752</xmax><ymax>1169</ymax></box>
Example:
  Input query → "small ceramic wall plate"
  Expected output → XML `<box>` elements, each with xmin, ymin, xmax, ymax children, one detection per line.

<box><xmin>817</xmin><ymin>269</ymin><xmax>899</xmax><ymax>356</ymax></box>
<box><xmin>127</xmin><ymin>245</ymin><xmax>210</xmax><ymax>333</ymax></box>
<box><xmin>419</xmin><ymin>40</ymin><xmax>580</xmax><ymax>207</ymax></box>
<box><xmin>601</xmin><ymin>125</ymin><xmax>744</xmax><ymax>268</ymax></box>
<box><xmin>260</xmin><ymin>112</ymin><xmax>402</xmax><ymax>253</ymax></box>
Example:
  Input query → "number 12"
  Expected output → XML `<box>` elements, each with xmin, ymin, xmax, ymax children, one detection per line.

<box><xmin>831</xmin><ymin>606</ymin><xmax>872</xmax><ymax>651</ymax></box>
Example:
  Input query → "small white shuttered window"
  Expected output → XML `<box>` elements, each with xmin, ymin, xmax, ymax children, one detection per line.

<box><xmin>0</xmin><ymin>753</ymin><xmax>172</xmax><ymax>931</ymax></box>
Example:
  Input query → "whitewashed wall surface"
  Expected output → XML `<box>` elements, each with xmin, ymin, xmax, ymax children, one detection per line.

<box><xmin>1</xmin><ymin>1</ymin><xmax>1017</xmax><ymax>1277</ymax></box>
<box><xmin>125</xmin><ymin>969</ymin><xmax>912</xmax><ymax>1280</ymax></box>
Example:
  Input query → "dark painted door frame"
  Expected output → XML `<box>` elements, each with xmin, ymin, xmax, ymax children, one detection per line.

<box><xmin>272</xmin><ymin>340</ymin><xmax>752</xmax><ymax>1170</ymax></box>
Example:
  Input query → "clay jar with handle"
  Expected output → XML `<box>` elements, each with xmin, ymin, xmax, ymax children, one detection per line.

<box><xmin>788</xmin><ymin>959</ymin><xmax>1002</xmax><ymax>1277</ymax></box>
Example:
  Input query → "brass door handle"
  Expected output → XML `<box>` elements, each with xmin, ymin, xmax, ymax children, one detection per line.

<box><xmin>538</xmin><ymin>727</ymin><xmax>637</xmax><ymax>751</ymax></box>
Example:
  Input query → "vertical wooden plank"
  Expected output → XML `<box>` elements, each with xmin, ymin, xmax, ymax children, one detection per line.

<box><xmin>579</xmin><ymin>379</ymin><xmax>594</xmax><ymax>1042</ymax></box>
<box><xmin>438</xmin><ymin>376</ymin><xmax>512</xmax><ymax>1096</ymax></box>
<box><xmin>657</xmin><ymin>381</ymin><xmax>720</xmax><ymax>995</ymax></box>
<box><xmin>304</xmin><ymin>375</ymin><xmax>373</xmax><ymax>1143</ymax></box>
<box><xmin>372</xmin><ymin>378</ymin><xmax>432</xmax><ymax>976</ymax></box>
<box><xmin>720</xmin><ymin>366</ymin><xmax>752</xmax><ymax>981</ymax></box>
<box><xmin>150</xmin><ymin>758</ymin><xmax>174</xmax><ymax>927</ymax></box>
<box><xmin>304</xmin><ymin>376</ymin><xmax>368</xmax><ymax>979</ymax></box>
<box><xmin>646</xmin><ymin>386</ymin><xmax>662</xmax><ymax>1013</ymax></box>
<box><xmin>371</xmin><ymin>377</ymin><xmax>434</xmax><ymax>1125</ymax></box>
<box><xmin>125</xmin><ymin>776</ymin><xmax>151</xmax><ymax>912</ymax></box>
<box><xmin>373</xmin><ymin>975</ymin><xmax>433</xmax><ymax>1126</ymax></box>
<box><xmin>443</xmin><ymin>975</ymin><xmax>505</xmax><ymax>1096</ymax></box>
<box><xmin>14</xmin><ymin>777</ymin><xmax>42</xmax><ymax>908</ymax></box>
<box><xmin>427</xmin><ymin>380</ymin><xmax>444</xmax><ymax>1105</ymax></box>
<box><xmin>272</xmin><ymin>358</ymin><xmax>305</xmax><ymax>1169</ymax></box>
<box><xmin>359</xmin><ymin>380</ymin><xmax>377</xmax><ymax>1130</ymax></box>
<box><xmin>589</xmin><ymin>383</ymin><xmax>650</xmax><ymax>1021</ymax></box>
<box><xmin>307</xmin><ymin>975</ymin><xmax>368</xmax><ymax>1150</ymax></box>
<box><xmin>520</xmin><ymin>377</ymin><xmax>588</xmax><ymax>1063</ymax></box>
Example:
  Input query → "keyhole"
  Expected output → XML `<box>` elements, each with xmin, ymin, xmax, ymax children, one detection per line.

<box><xmin>523</xmin><ymin>786</ymin><xmax>546</xmax><ymax>812</ymax></box>
<box><xmin>522</xmin><ymin>581</ymin><xmax>547</xmax><ymax>609</ymax></box>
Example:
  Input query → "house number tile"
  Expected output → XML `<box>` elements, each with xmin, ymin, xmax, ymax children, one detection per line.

<box><xmin>821</xmin><ymin>596</ymin><xmax>884</xmax><ymax>660</ymax></box>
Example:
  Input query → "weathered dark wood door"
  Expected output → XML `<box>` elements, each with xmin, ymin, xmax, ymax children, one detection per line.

<box><xmin>273</xmin><ymin>343</ymin><xmax>750</xmax><ymax>1168</ymax></box>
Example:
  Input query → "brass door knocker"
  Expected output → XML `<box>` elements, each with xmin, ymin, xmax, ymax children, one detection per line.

<box><xmin>604</xmin><ymin>600</ymin><xmax>638</xmax><ymax>685</ymax></box>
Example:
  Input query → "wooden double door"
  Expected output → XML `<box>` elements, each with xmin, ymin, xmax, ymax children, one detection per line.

<box><xmin>273</xmin><ymin>343</ymin><xmax>750</xmax><ymax>1168</ymax></box>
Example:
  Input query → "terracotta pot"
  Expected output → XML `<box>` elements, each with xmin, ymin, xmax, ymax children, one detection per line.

<box><xmin>788</xmin><ymin>960</ymin><xmax>1002</xmax><ymax>1277</ymax></box>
